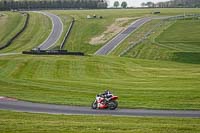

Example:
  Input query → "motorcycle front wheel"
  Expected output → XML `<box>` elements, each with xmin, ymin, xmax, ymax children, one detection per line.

<box><xmin>91</xmin><ymin>100</ymin><xmax>98</xmax><ymax>109</ymax></box>
<box><xmin>108</xmin><ymin>101</ymin><xmax>118</xmax><ymax>110</ymax></box>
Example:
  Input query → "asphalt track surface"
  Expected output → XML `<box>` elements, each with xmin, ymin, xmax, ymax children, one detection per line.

<box><xmin>36</xmin><ymin>12</ymin><xmax>63</xmax><ymax>50</ymax></box>
<box><xmin>95</xmin><ymin>17</ymin><xmax>152</xmax><ymax>55</ymax></box>
<box><xmin>0</xmin><ymin>99</ymin><xmax>200</xmax><ymax>118</ymax></box>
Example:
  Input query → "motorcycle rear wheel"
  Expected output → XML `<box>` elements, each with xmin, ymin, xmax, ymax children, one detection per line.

<box><xmin>108</xmin><ymin>101</ymin><xmax>118</xmax><ymax>110</ymax></box>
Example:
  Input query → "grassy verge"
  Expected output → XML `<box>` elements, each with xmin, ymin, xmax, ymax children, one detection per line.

<box><xmin>0</xmin><ymin>12</ymin><xmax>52</xmax><ymax>53</ymax></box>
<box><xmin>0</xmin><ymin>55</ymin><xmax>199</xmax><ymax>110</ymax></box>
<box><xmin>0</xmin><ymin>110</ymin><xmax>199</xmax><ymax>133</ymax></box>
<box><xmin>0</xmin><ymin>12</ymin><xmax>25</xmax><ymax>47</ymax></box>
<box><xmin>124</xmin><ymin>20</ymin><xmax>174</xmax><ymax>59</ymax></box>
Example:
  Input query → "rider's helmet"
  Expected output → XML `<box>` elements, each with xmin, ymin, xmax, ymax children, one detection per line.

<box><xmin>104</xmin><ymin>90</ymin><xmax>111</xmax><ymax>95</ymax></box>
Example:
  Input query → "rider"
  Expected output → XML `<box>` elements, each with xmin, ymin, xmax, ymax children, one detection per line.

<box><xmin>100</xmin><ymin>90</ymin><xmax>113</xmax><ymax>102</ymax></box>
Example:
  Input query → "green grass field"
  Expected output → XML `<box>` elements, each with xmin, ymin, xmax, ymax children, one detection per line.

<box><xmin>0</xmin><ymin>9</ymin><xmax>199</xmax><ymax>109</ymax></box>
<box><xmin>0</xmin><ymin>12</ymin><xmax>52</xmax><ymax>53</ymax></box>
<box><xmin>0</xmin><ymin>54</ymin><xmax>199</xmax><ymax>110</ymax></box>
<box><xmin>0</xmin><ymin>12</ymin><xmax>25</xmax><ymax>47</ymax></box>
<box><xmin>0</xmin><ymin>110</ymin><xmax>199</xmax><ymax>133</ymax></box>
<box><xmin>156</xmin><ymin>19</ymin><xmax>200</xmax><ymax>44</ymax></box>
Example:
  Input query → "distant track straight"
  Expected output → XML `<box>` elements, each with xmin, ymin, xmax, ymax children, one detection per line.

<box><xmin>95</xmin><ymin>18</ymin><xmax>152</xmax><ymax>55</ymax></box>
<box><xmin>36</xmin><ymin>12</ymin><xmax>63</xmax><ymax>50</ymax></box>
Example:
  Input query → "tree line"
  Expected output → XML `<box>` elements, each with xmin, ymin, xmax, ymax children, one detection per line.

<box><xmin>141</xmin><ymin>0</ymin><xmax>200</xmax><ymax>8</ymax></box>
<box><xmin>0</xmin><ymin>0</ymin><xmax>108</xmax><ymax>10</ymax></box>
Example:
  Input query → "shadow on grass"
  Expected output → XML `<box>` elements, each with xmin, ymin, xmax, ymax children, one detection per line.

<box><xmin>172</xmin><ymin>52</ymin><xmax>200</xmax><ymax>64</ymax></box>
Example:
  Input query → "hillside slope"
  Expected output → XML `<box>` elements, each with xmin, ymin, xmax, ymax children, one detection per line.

<box><xmin>0</xmin><ymin>55</ymin><xmax>199</xmax><ymax>109</ymax></box>
<box><xmin>0</xmin><ymin>12</ymin><xmax>52</xmax><ymax>53</ymax></box>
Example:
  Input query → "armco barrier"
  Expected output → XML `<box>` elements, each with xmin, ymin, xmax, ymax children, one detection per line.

<box><xmin>60</xmin><ymin>17</ymin><xmax>75</xmax><ymax>50</ymax></box>
<box><xmin>0</xmin><ymin>12</ymin><xmax>29</xmax><ymax>50</ymax></box>
<box><xmin>22</xmin><ymin>50</ymin><xmax>84</xmax><ymax>56</ymax></box>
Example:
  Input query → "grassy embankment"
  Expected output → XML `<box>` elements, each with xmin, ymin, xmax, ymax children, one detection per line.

<box><xmin>0</xmin><ymin>12</ymin><xmax>52</xmax><ymax>53</ymax></box>
<box><xmin>124</xmin><ymin>18</ymin><xmax>200</xmax><ymax>64</ymax></box>
<box><xmin>0</xmin><ymin>12</ymin><xmax>25</xmax><ymax>47</ymax></box>
<box><xmin>0</xmin><ymin>110</ymin><xmax>200</xmax><ymax>133</ymax></box>
<box><xmin>0</xmin><ymin>55</ymin><xmax>199</xmax><ymax>110</ymax></box>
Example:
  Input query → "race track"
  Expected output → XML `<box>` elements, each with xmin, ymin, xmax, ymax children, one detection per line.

<box><xmin>0</xmin><ymin>99</ymin><xmax>199</xmax><ymax>118</ymax></box>
<box><xmin>36</xmin><ymin>12</ymin><xmax>63</xmax><ymax>50</ymax></box>
<box><xmin>95</xmin><ymin>18</ymin><xmax>152</xmax><ymax>55</ymax></box>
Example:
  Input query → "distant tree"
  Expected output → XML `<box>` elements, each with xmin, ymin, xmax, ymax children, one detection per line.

<box><xmin>121</xmin><ymin>1</ymin><xmax>127</xmax><ymax>8</ymax></box>
<box><xmin>154</xmin><ymin>0</ymin><xmax>200</xmax><ymax>8</ymax></box>
<box><xmin>97</xmin><ymin>1</ymin><xmax>108</xmax><ymax>8</ymax></box>
<box><xmin>141</xmin><ymin>2</ymin><xmax>146</xmax><ymax>7</ymax></box>
<box><xmin>113</xmin><ymin>1</ymin><xmax>119</xmax><ymax>8</ymax></box>
<box><xmin>146</xmin><ymin>1</ymin><xmax>155</xmax><ymax>8</ymax></box>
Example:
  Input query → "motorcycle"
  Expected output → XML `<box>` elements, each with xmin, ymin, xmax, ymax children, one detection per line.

<box><xmin>91</xmin><ymin>94</ymin><xmax>118</xmax><ymax>110</ymax></box>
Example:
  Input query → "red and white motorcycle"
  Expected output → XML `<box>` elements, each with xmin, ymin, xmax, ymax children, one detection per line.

<box><xmin>91</xmin><ymin>94</ymin><xmax>118</xmax><ymax>110</ymax></box>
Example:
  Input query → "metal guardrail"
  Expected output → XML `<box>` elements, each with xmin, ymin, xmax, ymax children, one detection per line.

<box><xmin>165</xmin><ymin>14</ymin><xmax>200</xmax><ymax>21</ymax></box>
<box><xmin>60</xmin><ymin>17</ymin><xmax>75</xmax><ymax>50</ymax></box>
<box><xmin>0</xmin><ymin>12</ymin><xmax>29</xmax><ymax>50</ymax></box>
<box><xmin>22</xmin><ymin>50</ymin><xmax>84</xmax><ymax>56</ymax></box>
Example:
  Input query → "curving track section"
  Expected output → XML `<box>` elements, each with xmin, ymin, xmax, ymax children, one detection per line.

<box><xmin>35</xmin><ymin>12</ymin><xmax>63</xmax><ymax>50</ymax></box>
<box><xmin>0</xmin><ymin>99</ymin><xmax>199</xmax><ymax>118</ymax></box>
